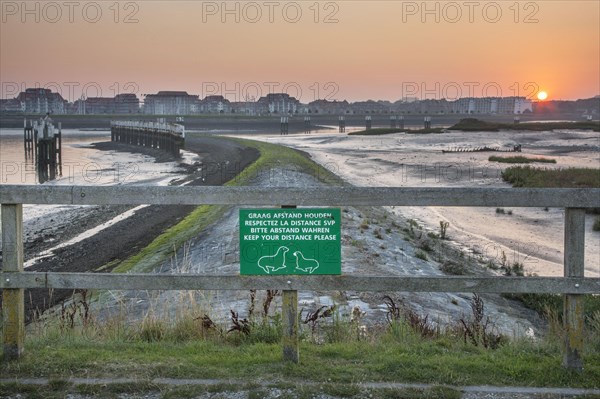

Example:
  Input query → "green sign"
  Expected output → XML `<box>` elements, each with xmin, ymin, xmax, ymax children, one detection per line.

<box><xmin>240</xmin><ymin>208</ymin><xmax>341</xmax><ymax>275</ymax></box>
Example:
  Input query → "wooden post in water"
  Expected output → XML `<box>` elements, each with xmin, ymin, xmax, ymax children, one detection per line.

<box><xmin>563</xmin><ymin>208</ymin><xmax>585</xmax><ymax>371</ymax></box>
<box><xmin>304</xmin><ymin>116</ymin><xmax>311</xmax><ymax>134</ymax></box>
<box><xmin>280</xmin><ymin>117</ymin><xmax>289</xmax><ymax>135</ymax></box>
<box><xmin>56</xmin><ymin>122</ymin><xmax>62</xmax><ymax>176</ymax></box>
<box><xmin>365</xmin><ymin>115</ymin><xmax>372</xmax><ymax>130</ymax></box>
<box><xmin>281</xmin><ymin>204</ymin><xmax>299</xmax><ymax>363</ymax></box>
<box><xmin>424</xmin><ymin>116</ymin><xmax>432</xmax><ymax>129</ymax></box>
<box><xmin>2</xmin><ymin>204</ymin><xmax>25</xmax><ymax>361</ymax></box>
<box><xmin>338</xmin><ymin>116</ymin><xmax>346</xmax><ymax>133</ymax></box>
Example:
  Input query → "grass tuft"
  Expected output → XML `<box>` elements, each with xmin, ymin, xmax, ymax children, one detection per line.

<box><xmin>489</xmin><ymin>155</ymin><xmax>557</xmax><ymax>164</ymax></box>
<box><xmin>501</xmin><ymin>166</ymin><xmax>600</xmax><ymax>189</ymax></box>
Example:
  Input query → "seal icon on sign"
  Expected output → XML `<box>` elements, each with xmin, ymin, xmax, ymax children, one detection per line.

<box><xmin>257</xmin><ymin>246</ymin><xmax>289</xmax><ymax>274</ymax></box>
<box><xmin>292</xmin><ymin>251</ymin><xmax>320</xmax><ymax>274</ymax></box>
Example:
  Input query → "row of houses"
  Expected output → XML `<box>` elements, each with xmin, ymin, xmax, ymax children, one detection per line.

<box><xmin>5</xmin><ymin>88</ymin><xmax>596</xmax><ymax>116</ymax></box>
<box><xmin>142</xmin><ymin>92</ymin><xmax>301</xmax><ymax>115</ymax></box>
<box><xmin>301</xmin><ymin>97</ymin><xmax>534</xmax><ymax>115</ymax></box>
<box><xmin>0</xmin><ymin>88</ymin><xmax>68</xmax><ymax>114</ymax></box>
<box><xmin>0</xmin><ymin>89</ymin><xmax>301</xmax><ymax>115</ymax></box>
<box><xmin>0</xmin><ymin>89</ymin><xmax>139</xmax><ymax>115</ymax></box>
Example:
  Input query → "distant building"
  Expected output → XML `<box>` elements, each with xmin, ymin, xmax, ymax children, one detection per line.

<box><xmin>114</xmin><ymin>94</ymin><xmax>140</xmax><ymax>114</ymax></box>
<box><xmin>230</xmin><ymin>101</ymin><xmax>259</xmax><ymax>115</ymax></box>
<box><xmin>70</xmin><ymin>94</ymin><xmax>140</xmax><ymax>114</ymax></box>
<box><xmin>143</xmin><ymin>91</ymin><xmax>199</xmax><ymax>115</ymax></box>
<box><xmin>85</xmin><ymin>97</ymin><xmax>115</xmax><ymax>114</ymax></box>
<box><xmin>513</xmin><ymin>97</ymin><xmax>533</xmax><ymax>114</ymax></box>
<box><xmin>15</xmin><ymin>88</ymin><xmax>67</xmax><ymax>114</ymax></box>
<box><xmin>257</xmin><ymin>93</ymin><xmax>300</xmax><ymax>114</ymax></box>
<box><xmin>305</xmin><ymin>100</ymin><xmax>351</xmax><ymax>114</ymax></box>
<box><xmin>349</xmin><ymin>100</ymin><xmax>390</xmax><ymax>114</ymax></box>
<box><xmin>0</xmin><ymin>98</ymin><xmax>24</xmax><ymax>113</ymax></box>
<box><xmin>397</xmin><ymin>99</ymin><xmax>451</xmax><ymax>114</ymax></box>
<box><xmin>199</xmin><ymin>95</ymin><xmax>231</xmax><ymax>113</ymax></box>
<box><xmin>448</xmin><ymin>97</ymin><xmax>531</xmax><ymax>114</ymax></box>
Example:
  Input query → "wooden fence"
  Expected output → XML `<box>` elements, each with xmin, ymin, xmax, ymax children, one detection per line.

<box><xmin>1</xmin><ymin>185</ymin><xmax>599</xmax><ymax>370</ymax></box>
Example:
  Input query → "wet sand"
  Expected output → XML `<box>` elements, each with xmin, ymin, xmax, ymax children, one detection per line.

<box><xmin>228</xmin><ymin>129</ymin><xmax>600</xmax><ymax>278</ymax></box>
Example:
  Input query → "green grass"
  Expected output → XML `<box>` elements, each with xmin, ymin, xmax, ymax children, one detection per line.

<box><xmin>489</xmin><ymin>155</ymin><xmax>557</xmax><ymax>164</ymax></box>
<box><xmin>503</xmin><ymin>294</ymin><xmax>600</xmax><ymax>327</ymax></box>
<box><xmin>501</xmin><ymin>166</ymin><xmax>600</xmax><ymax>189</ymax></box>
<box><xmin>1</xmin><ymin>330</ymin><xmax>598</xmax><ymax>389</ymax></box>
<box><xmin>450</xmin><ymin>118</ymin><xmax>600</xmax><ymax>132</ymax></box>
<box><xmin>112</xmin><ymin>204</ymin><xmax>228</xmax><ymax>273</ymax></box>
<box><xmin>593</xmin><ymin>216</ymin><xmax>600</xmax><ymax>232</ymax></box>
<box><xmin>349</xmin><ymin>127</ymin><xmax>444</xmax><ymax>136</ymax></box>
<box><xmin>2</xmin><ymin>289</ymin><xmax>599</xmax><ymax>395</ymax></box>
<box><xmin>225</xmin><ymin>136</ymin><xmax>345</xmax><ymax>187</ymax></box>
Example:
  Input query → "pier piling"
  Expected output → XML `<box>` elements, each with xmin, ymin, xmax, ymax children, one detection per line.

<box><xmin>111</xmin><ymin>120</ymin><xmax>185</xmax><ymax>157</ymax></box>
<box><xmin>338</xmin><ymin>116</ymin><xmax>346</xmax><ymax>133</ymax></box>
<box><xmin>280</xmin><ymin>117</ymin><xmax>289</xmax><ymax>135</ymax></box>
<box><xmin>424</xmin><ymin>116</ymin><xmax>432</xmax><ymax>129</ymax></box>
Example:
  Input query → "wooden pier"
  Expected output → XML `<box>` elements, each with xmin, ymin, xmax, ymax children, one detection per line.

<box><xmin>111</xmin><ymin>120</ymin><xmax>185</xmax><ymax>157</ymax></box>
<box><xmin>23</xmin><ymin>120</ymin><xmax>36</xmax><ymax>157</ymax></box>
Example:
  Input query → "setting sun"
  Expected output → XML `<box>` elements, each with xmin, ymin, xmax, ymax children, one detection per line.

<box><xmin>537</xmin><ymin>91</ymin><xmax>549</xmax><ymax>100</ymax></box>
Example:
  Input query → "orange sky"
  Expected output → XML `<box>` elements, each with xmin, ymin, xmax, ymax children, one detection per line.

<box><xmin>1</xmin><ymin>1</ymin><xmax>598</xmax><ymax>102</ymax></box>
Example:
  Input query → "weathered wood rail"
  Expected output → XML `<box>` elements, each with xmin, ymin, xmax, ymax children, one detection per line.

<box><xmin>1</xmin><ymin>185</ymin><xmax>599</xmax><ymax>370</ymax></box>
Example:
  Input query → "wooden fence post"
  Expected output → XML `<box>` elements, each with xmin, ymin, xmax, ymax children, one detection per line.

<box><xmin>281</xmin><ymin>205</ymin><xmax>299</xmax><ymax>363</ymax></box>
<box><xmin>2</xmin><ymin>204</ymin><xmax>25</xmax><ymax>361</ymax></box>
<box><xmin>282</xmin><ymin>289</ymin><xmax>299</xmax><ymax>363</ymax></box>
<box><xmin>563</xmin><ymin>208</ymin><xmax>585</xmax><ymax>371</ymax></box>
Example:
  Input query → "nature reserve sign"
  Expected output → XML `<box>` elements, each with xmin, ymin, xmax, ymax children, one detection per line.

<box><xmin>239</xmin><ymin>208</ymin><xmax>341</xmax><ymax>275</ymax></box>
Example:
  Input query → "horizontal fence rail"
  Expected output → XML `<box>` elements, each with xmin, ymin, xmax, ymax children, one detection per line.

<box><xmin>1</xmin><ymin>185</ymin><xmax>599</xmax><ymax>207</ymax></box>
<box><xmin>1</xmin><ymin>273</ymin><xmax>598</xmax><ymax>294</ymax></box>
<box><xmin>1</xmin><ymin>184</ymin><xmax>599</xmax><ymax>370</ymax></box>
